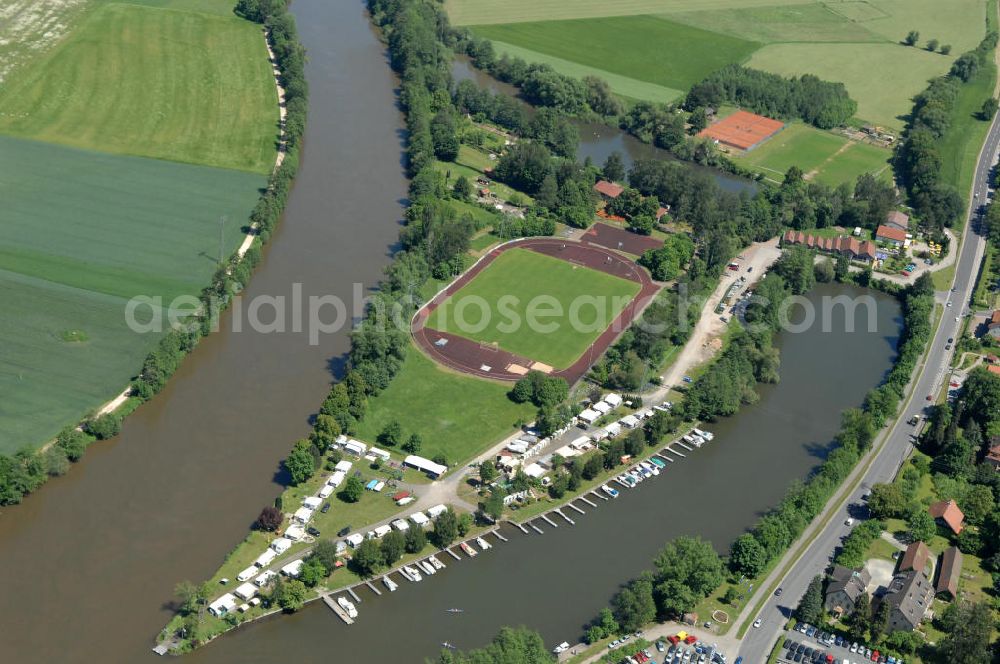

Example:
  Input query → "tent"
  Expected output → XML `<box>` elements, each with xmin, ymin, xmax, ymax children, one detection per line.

<box><xmin>365</xmin><ymin>479</ymin><xmax>379</xmax><ymax>490</ymax></box>
<box><xmin>373</xmin><ymin>481</ymin><xmax>385</xmax><ymax>492</ymax></box>
<box><xmin>255</xmin><ymin>549</ymin><xmax>277</xmax><ymax>568</ymax></box>
<box><xmin>271</xmin><ymin>537</ymin><xmax>292</xmax><ymax>554</ymax></box>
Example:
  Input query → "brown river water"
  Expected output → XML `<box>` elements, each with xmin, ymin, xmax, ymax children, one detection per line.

<box><xmin>0</xmin><ymin>2</ymin><xmax>901</xmax><ymax>662</ymax></box>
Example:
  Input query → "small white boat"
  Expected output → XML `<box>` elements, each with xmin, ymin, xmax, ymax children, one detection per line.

<box><xmin>382</xmin><ymin>576</ymin><xmax>398</xmax><ymax>592</ymax></box>
<box><xmin>403</xmin><ymin>565</ymin><xmax>422</xmax><ymax>582</ymax></box>
<box><xmin>475</xmin><ymin>537</ymin><xmax>491</xmax><ymax>551</ymax></box>
<box><xmin>460</xmin><ymin>541</ymin><xmax>478</xmax><ymax>557</ymax></box>
<box><xmin>428</xmin><ymin>555</ymin><xmax>445</xmax><ymax>570</ymax></box>
<box><xmin>442</xmin><ymin>642</ymin><xmax>456</xmax><ymax>650</ymax></box>
<box><xmin>419</xmin><ymin>559</ymin><xmax>436</xmax><ymax>575</ymax></box>
<box><xmin>693</xmin><ymin>428</ymin><xmax>714</xmax><ymax>441</ymax></box>
<box><xmin>446</xmin><ymin>608</ymin><xmax>464</xmax><ymax>613</ymax></box>
<box><xmin>601</xmin><ymin>484</ymin><xmax>619</xmax><ymax>498</ymax></box>
<box><xmin>683</xmin><ymin>434</ymin><xmax>696</xmax><ymax>445</ymax></box>
<box><xmin>337</xmin><ymin>596</ymin><xmax>358</xmax><ymax>619</ymax></box>
<box><xmin>640</xmin><ymin>461</ymin><xmax>659</xmax><ymax>476</ymax></box>
<box><xmin>553</xmin><ymin>641</ymin><xmax>570</xmax><ymax>654</ymax></box>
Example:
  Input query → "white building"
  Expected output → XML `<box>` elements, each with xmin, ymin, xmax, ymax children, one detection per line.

<box><xmin>271</xmin><ymin>537</ymin><xmax>292</xmax><ymax>554</ymax></box>
<box><xmin>409</xmin><ymin>511</ymin><xmax>430</xmax><ymax>528</ymax></box>
<box><xmin>592</xmin><ymin>401</ymin><xmax>612</xmax><ymax>415</ymax></box>
<box><xmin>523</xmin><ymin>462</ymin><xmax>546</xmax><ymax>479</ymax></box>
<box><xmin>334</xmin><ymin>460</ymin><xmax>353</xmax><ymax>473</ymax></box>
<box><xmin>345</xmin><ymin>533</ymin><xmax>365</xmax><ymax>548</ymax></box>
<box><xmin>255</xmin><ymin>548</ymin><xmax>277</xmax><ymax>568</ymax></box>
<box><xmin>208</xmin><ymin>593</ymin><xmax>238</xmax><ymax>617</ymax></box>
<box><xmin>403</xmin><ymin>454</ymin><xmax>447</xmax><ymax>478</ymax></box>
<box><xmin>577</xmin><ymin>408</ymin><xmax>600</xmax><ymax>424</ymax></box>
<box><xmin>369</xmin><ymin>447</ymin><xmax>391</xmax><ymax>461</ymax></box>
<box><xmin>391</xmin><ymin>518</ymin><xmax>410</xmax><ymax>532</ymax></box>
<box><xmin>604</xmin><ymin>393</ymin><xmax>623</xmax><ymax>407</ymax></box>
<box><xmin>426</xmin><ymin>504</ymin><xmax>448</xmax><ymax>519</ymax></box>
<box><xmin>254</xmin><ymin>570</ymin><xmax>277</xmax><ymax>588</ymax></box>
<box><xmin>318</xmin><ymin>484</ymin><xmax>334</xmax><ymax>499</ymax></box>
<box><xmin>292</xmin><ymin>507</ymin><xmax>314</xmax><ymax>524</ymax></box>
<box><xmin>343</xmin><ymin>440</ymin><xmax>367</xmax><ymax>457</ymax></box>
<box><xmin>234</xmin><ymin>582</ymin><xmax>258</xmax><ymax>601</ymax></box>
<box><xmin>280</xmin><ymin>559</ymin><xmax>304</xmax><ymax>578</ymax></box>
<box><xmin>620</xmin><ymin>414</ymin><xmax>640</xmax><ymax>429</ymax></box>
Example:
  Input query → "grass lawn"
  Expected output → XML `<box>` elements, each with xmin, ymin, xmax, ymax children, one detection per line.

<box><xmin>445</xmin><ymin>0</ymin><xmax>814</xmax><ymax>25</ymax></box>
<box><xmin>355</xmin><ymin>345</ymin><xmax>535</xmax><ymax>467</ymax></box>
<box><xmin>669</xmin><ymin>2</ymin><xmax>885</xmax><ymax>43</ymax></box>
<box><xmin>747</xmin><ymin>42</ymin><xmax>958</xmax><ymax>130</ymax></box>
<box><xmin>0</xmin><ymin>2</ymin><xmax>277</xmax><ymax>173</ymax></box>
<box><xmin>433</xmin><ymin>158</ymin><xmax>533</xmax><ymax>205</ymax></box>
<box><xmin>470</xmin><ymin>15</ymin><xmax>760</xmax><ymax>93</ymax></box>
<box><xmin>937</xmin><ymin>60</ymin><xmax>997</xmax><ymax>198</ymax></box>
<box><xmin>0</xmin><ymin>136</ymin><xmax>264</xmax><ymax>452</ymax></box>
<box><xmin>735</xmin><ymin>124</ymin><xmax>851</xmax><ymax>180</ymax></box>
<box><xmin>482</xmin><ymin>40</ymin><xmax>683</xmax><ymax>105</ymax></box>
<box><xmin>427</xmin><ymin>248</ymin><xmax>641</xmax><ymax>368</ymax></box>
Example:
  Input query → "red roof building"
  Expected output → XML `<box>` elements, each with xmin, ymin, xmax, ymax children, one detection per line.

<box><xmin>876</xmin><ymin>225</ymin><xmax>908</xmax><ymax>245</ymax></box>
<box><xmin>929</xmin><ymin>499</ymin><xmax>965</xmax><ymax>535</ymax></box>
<box><xmin>899</xmin><ymin>541</ymin><xmax>931</xmax><ymax>575</ymax></box>
<box><xmin>885</xmin><ymin>210</ymin><xmax>910</xmax><ymax>231</ymax></box>
<box><xmin>781</xmin><ymin>230</ymin><xmax>877</xmax><ymax>262</ymax></box>
<box><xmin>988</xmin><ymin>365</ymin><xmax>1000</xmax><ymax>376</ymax></box>
<box><xmin>593</xmin><ymin>180</ymin><xmax>624</xmax><ymax>199</ymax></box>
<box><xmin>935</xmin><ymin>546</ymin><xmax>963</xmax><ymax>598</ymax></box>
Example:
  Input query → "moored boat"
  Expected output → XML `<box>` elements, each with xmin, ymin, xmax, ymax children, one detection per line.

<box><xmin>337</xmin><ymin>596</ymin><xmax>358</xmax><ymax>619</ymax></box>
<box><xmin>475</xmin><ymin>536</ymin><xmax>491</xmax><ymax>551</ymax></box>
<box><xmin>460</xmin><ymin>541</ymin><xmax>478</xmax><ymax>557</ymax></box>
<box><xmin>382</xmin><ymin>576</ymin><xmax>398</xmax><ymax>592</ymax></box>
<box><xmin>403</xmin><ymin>565</ymin><xmax>422</xmax><ymax>582</ymax></box>
<box><xmin>428</xmin><ymin>555</ymin><xmax>445</xmax><ymax>570</ymax></box>
<box><xmin>601</xmin><ymin>484</ymin><xmax>619</xmax><ymax>498</ymax></box>
<box><xmin>419</xmin><ymin>559</ymin><xmax>436</xmax><ymax>575</ymax></box>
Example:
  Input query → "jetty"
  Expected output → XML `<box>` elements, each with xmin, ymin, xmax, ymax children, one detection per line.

<box><xmin>567</xmin><ymin>502</ymin><xmax>585</xmax><ymax>515</ymax></box>
<box><xmin>530</xmin><ymin>522</ymin><xmax>544</xmax><ymax>535</ymax></box>
<box><xmin>492</xmin><ymin>529</ymin><xmax>508</xmax><ymax>543</ymax></box>
<box><xmin>657</xmin><ymin>453</ymin><xmax>674</xmax><ymax>463</ymax></box>
<box><xmin>515</xmin><ymin>521</ymin><xmax>529</xmax><ymax>534</ymax></box>
<box><xmin>555</xmin><ymin>509</ymin><xmax>575</xmax><ymax>525</ymax></box>
<box><xmin>666</xmin><ymin>446</ymin><xmax>686</xmax><ymax>458</ymax></box>
<box><xmin>540</xmin><ymin>513</ymin><xmax>558</xmax><ymax>528</ymax></box>
<box><xmin>365</xmin><ymin>580</ymin><xmax>381</xmax><ymax>596</ymax></box>
<box><xmin>677</xmin><ymin>441</ymin><xmax>694</xmax><ymax>451</ymax></box>
<box><xmin>323</xmin><ymin>593</ymin><xmax>354</xmax><ymax>625</ymax></box>
<box><xmin>446</xmin><ymin>547</ymin><xmax>461</xmax><ymax>561</ymax></box>
<box><xmin>580</xmin><ymin>494</ymin><xmax>598</xmax><ymax>507</ymax></box>
<box><xmin>347</xmin><ymin>587</ymin><xmax>362</xmax><ymax>603</ymax></box>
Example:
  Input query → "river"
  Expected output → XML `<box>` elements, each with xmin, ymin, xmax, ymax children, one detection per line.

<box><xmin>179</xmin><ymin>283</ymin><xmax>901</xmax><ymax>664</ymax></box>
<box><xmin>0</xmin><ymin>2</ymin><xmax>899</xmax><ymax>662</ymax></box>
<box><xmin>0</xmin><ymin>1</ymin><xmax>407</xmax><ymax>662</ymax></box>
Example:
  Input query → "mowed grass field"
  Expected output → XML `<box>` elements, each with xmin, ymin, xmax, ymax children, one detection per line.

<box><xmin>471</xmin><ymin>15</ymin><xmax>759</xmax><ymax>93</ymax></box>
<box><xmin>0</xmin><ymin>2</ymin><xmax>277</xmax><ymax>173</ymax></box>
<box><xmin>446</xmin><ymin>0</ymin><xmax>814</xmax><ymax>25</ymax></box>
<box><xmin>355</xmin><ymin>345</ymin><xmax>535</xmax><ymax>466</ymax></box>
<box><xmin>0</xmin><ymin>136</ymin><xmax>264</xmax><ymax>452</ymax></box>
<box><xmin>427</xmin><ymin>248</ymin><xmax>641</xmax><ymax>368</ymax></box>
<box><xmin>734</xmin><ymin>123</ymin><xmax>890</xmax><ymax>186</ymax></box>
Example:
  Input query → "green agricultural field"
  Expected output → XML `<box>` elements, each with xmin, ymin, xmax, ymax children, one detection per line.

<box><xmin>668</xmin><ymin>3</ymin><xmax>884</xmax><ymax>43</ymax></box>
<box><xmin>427</xmin><ymin>248</ymin><xmax>641</xmax><ymax>368</ymax></box>
<box><xmin>471</xmin><ymin>15</ymin><xmax>760</xmax><ymax>93</ymax></box>
<box><xmin>734</xmin><ymin>123</ymin><xmax>890</xmax><ymax>186</ymax></box>
<box><xmin>0</xmin><ymin>136</ymin><xmax>265</xmax><ymax>302</ymax></box>
<box><xmin>937</xmin><ymin>57</ymin><xmax>998</xmax><ymax>196</ymax></box>
<box><xmin>355</xmin><ymin>346</ymin><xmax>535</xmax><ymax>466</ymax></box>
<box><xmin>0</xmin><ymin>270</ymin><xmax>165</xmax><ymax>455</ymax></box>
<box><xmin>485</xmin><ymin>41</ymin><xmax>682</xmax><ymax>104</ymax></box>
<box><xmin>446</xmin><ymin>0</ymin><xmax>812</xmax><ymax>26</ymax></box>
<box><xmin>0</xmin><ymin>136</ymin><xmax>264</xmax><ymax>452</ymax></box>
<box><xmin>0</xmin><ymin>2</ymin><xmax>277</xmax><ymax>173</ymax></box>
<box><xmin>748</xmin><ymin>42</ymin><xmax>954</xmax><ymax>129</ymax></box>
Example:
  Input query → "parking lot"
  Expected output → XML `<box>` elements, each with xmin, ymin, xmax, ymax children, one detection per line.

<box><xmin>776</xmin><ymin>623</ymin><xmax>905</xmax><ymax>664</ymax></box>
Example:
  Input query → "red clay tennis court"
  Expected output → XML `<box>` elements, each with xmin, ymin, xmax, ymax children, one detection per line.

<box><xmin>698</xmin><ymin>110</ymin><xmax>784</xmax><ymax>151</ymax></box>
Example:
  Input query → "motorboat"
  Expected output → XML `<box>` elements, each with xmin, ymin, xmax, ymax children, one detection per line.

<box><xmin>601</xmin><ymin>484</ymin><xmax>619</xmax><ymax>498</ymax></box>
<box><xmin>403</xmin><ymin>565</ymin><xmax>422</xmax><ymax>582</ymax></box>
<box><xmin>337</xmin><ymin>596</ymin><xmax>358</xmax><ymax>619</ymax></box>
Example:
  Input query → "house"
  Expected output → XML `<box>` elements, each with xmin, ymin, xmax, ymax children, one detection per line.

<box><xmin>899</xmin><ymin>541</ymin><xmax>931</xmax><ymax>575</ymax></box>
<box><xmin>929</xmin><ymin>499</ymin><xmax>965</xmax><ymax>535</ymax></box>
<box><xmin>986</xmin><ymin>440</ymin><xmax>1000</xmax><ymax>471</ymax></box>
<box><xmin>986</xmin><ymin>310</ymin><xmax>1000</xmax><ymax>340</ymax></box>
<box><xmin>876</xmin><ymin>224</ymin><xmax>908</xmax><ymax>246</ymax></box>
<box><xmin>885</xmin><ymin>210</ymin><xmax>910</xmax><ymax>232</ymax></box>
<box><xmin>989</xmin><ymin>365</ymin><xmax>1000</xmax><ymax>376</ymax></box>
<box><xmin>880</xmin><ymin>570</ymin><xmax>934</xmax><ymax>632</ymax></box>
<box><xmin>403</xmin><ymin>454</ymin><xmax>447</xmax><ymax>479</ymax></box>
<box><xmin>656</xmin><ymin>206</ymin><xmax>670</xmax><ymax>221</ymax></box>
<box><xmin>935</xmin><ymin>546</ymin><xmax>963</xmax><ymax>599</ymax></box>
<box><xmin>593</xmin><ymin>180</ymin><xmax>624</xmax><ymax>199</ymax></box>
<box><xmin>824</xmin><ymin>564</ymin><xmax>871</xmax><ymax>617</ymax></box>
<box><xmin>781</xmin><ymin>230</ymin><xmax>878</xmax><ymax>263</ymax></box>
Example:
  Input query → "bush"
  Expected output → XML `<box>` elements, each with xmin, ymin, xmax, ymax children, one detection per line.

<box><xmin>86</xmin><ymin>413</ymin><xmax>121</xmax><ymax>440</ymax></box>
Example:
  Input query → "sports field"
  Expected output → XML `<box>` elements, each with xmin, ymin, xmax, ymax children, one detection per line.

<box><xmin>733</xmin><ymin>123</ymin><xmax>890</xmax><ymax>186</ymax></box>
<box><xmin>355</xmin><ymin>345</ymin><xmax>535</xmax><ymax>466</ymax></box>
<box><xmin>427</xmin><ymin>248</ymin><xmax>641</xmax><ymax>368</ymax></box>
<box><xmin>0</xmin><ymin>135</ymin><xmax>264</xmax><ymax>452</ymax></box>
<box><xmin>471</xmin><ymin>15</ymin><xmax>759</xmax><ymax>93</ymax></box>
<box><xmin>0</xmin><ymin>2</ymin><xmax>277</xmax><ymax>173</ymax></box>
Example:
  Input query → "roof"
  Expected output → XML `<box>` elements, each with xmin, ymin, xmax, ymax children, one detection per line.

<box><xmin>391</xmin><ymin>491</ymin><xmax>411</xmax><ymax>501</ymax></box>
<box><xmin>936</xmin><ymin>546</ymin><xmax>962</xmax><ymax>598</ymax></box>
<box><xmin>876</xmin><ymin>225</ymin><xmax>908</xmax><ymax>242</ymax></box>
<box><xmin>697</xmin><ymin>110</ymin><xmax>784</xmax><ymax>150</ymax></box>
<box><xmin>929</xmin><ymin>499</ymin><xmax>965</xmax><ymax>534</ymax></box>
<box><xmin>899</xmin><ymin>541</ymin><xmax>931</xmax><ymax>574</ymax></box>
<box><xmin>883</xmin><ymin>570</ymin><xmax>933</xmax><ymax>627</ymax></box>
<box><xmin>827</xmin><ymin>564</ymin><xmax>870</xmax><ymax>602</ymax></box>
<box><xmin>593</xmin><ymin>180</ymin><xmax>624</xmax><ymax>198</ymax></box>
<box><xmin>403</xmin><ymin>454</ymin><xmax>447</xmax><ymax>477</ymax></box>
<box><xmin>886</xmin><ymin>210</ymin><xmax>910</xmax><ymax>228</ymax></box>
<box><xmin>986</xmin><ymin>443</ymin><xmax>1000</xmax><ymax>464</ymax></box>
<box><xmin>989</xmin><ymin>365</ymin><xmax>1000</xmax><ymax>376</ymax></box>
<box><xmin>989</xmin><ymin>310</ymin><xmax>1000</xmax><ymax>328</ymax></box>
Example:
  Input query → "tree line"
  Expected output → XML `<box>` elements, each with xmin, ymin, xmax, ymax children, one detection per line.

<box><xmin>684</xmin><ymin>64</ymin><xmax>857</xmax><ymax>129</ymax></box>
<box><xmin>0</xmin><ymin>0</ymin><xmax>309</xmax><ymax>507</ymax></box>
<box><xmin>895</xmin><ymin>32</ymin><xmax>998</xmax><ymax>233</ymax></box>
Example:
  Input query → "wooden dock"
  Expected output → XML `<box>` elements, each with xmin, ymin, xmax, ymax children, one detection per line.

<box><xmin>540</xmin><ymin>514</ymin><xmax>558</xmax><ymax>528</ymax></box>
<box><xmin>530</xmin><ymin>522</ymin><xmax>544</xmax><ymax>535</ymax></box>
<box><xmin>555</xmin><ymin>509</ymin><xmax>575</xmax><ymax>525</ymax></box>
<box><xmin>515</xmin><ymin>522</ymin><xmax>529</xmax><ymax>534</ymax></box>
<box><xmin>666</xmin><ymin>446</ymin><xmax>686</xmax><ymax>458</ymax></box>
<box><xmin>347</xmin><ymin>587</ymin><xmax>362</xmax><ymax>603</ymax></box>
<box><xmin>446</xmin><ymin>547</ymin><xmax>461</xmax><ymax>560</ymax></box>
<box><xmin>365</xmin><ymin>580</ymin><xmax>381</xmax><ymax>596</ymax></box>
<box><xmin>567</xmin><ymin>502</ymin><xmax>585</xmax><ymax>515</ymax></box>
<box><xmin>492</xmin><ymin>529</ymin><xmax>508</xmax><ymax>543</ymax></box>
<box><xmin>322</xmin><ymin>593</ymin><xmax>354</xmax><ymax>625</ymax></box>
<box><xmin>677</xmin><ymin>441</ymin><xmax>693</xmax><ymax>451</ymax></box>
<box><xmin>657</xmin><ymin>453</ymin><xmax>674</xmax><ymax>463</ymax></box>
<box><xmin>580</xmin><ymin>494</ymin><xmax>598</xmax><ymax>506</ymax></box>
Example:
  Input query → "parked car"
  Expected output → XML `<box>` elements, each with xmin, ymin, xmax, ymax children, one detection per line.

<box><xmin>753</xmin><ymin>617</ymin><xmax>762</xmax><ymax>628</ymax></box>
<box><xmin>337</xmin><ymin>525</ymin><xmax>351</xmax><ymax>537</ymax></box>
<box><xmin>321</xmin><ymin>502</ymin><xmax>331</xmax><ymax>513</ymax></box>
<box><xmin>306</xmin><ymin>526</ymin><xmax>321</xmax><ymax>537</ymax></box>
<box><xmin>775</xmin><ymin>587</ymin><xmax>783</xmax><ymax>596</ymax></box>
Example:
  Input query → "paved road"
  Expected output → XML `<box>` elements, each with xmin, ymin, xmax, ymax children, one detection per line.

<box><xmin>736</xmin><ymin>105</ymin><xmax>1000</xmax><ymax>663</ymax></box>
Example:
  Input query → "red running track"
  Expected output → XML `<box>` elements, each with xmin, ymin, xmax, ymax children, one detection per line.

<box><xmin>411</xmin><ymin>237</ymin><xmax>660</xmax><ymax>385</ymax></box>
